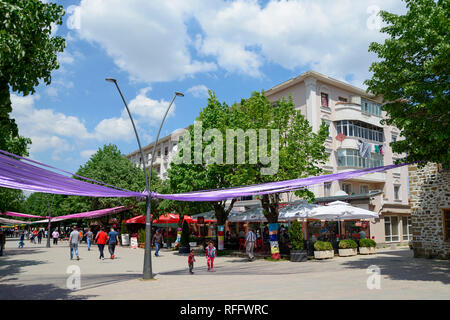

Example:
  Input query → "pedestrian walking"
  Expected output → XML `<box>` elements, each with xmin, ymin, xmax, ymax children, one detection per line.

<box><xmin>205</xmin><ymin>241</ymin><xmax>217</xmax><ymax>271</ymax></box>
<box><xmin>52</xmin><ymin>229</ymin><xmax>59</xmax><ymax>245</ymax></box>
<box><xmin>18</xmin><ymin>232</ymin><xmax>25</xmax><ymax>248</ymax></box>
<box><xmin>85</xmin><ymin>228</ymin><xmax>93</xmax><ymax>251</ymax></box>
<box><xmin>69</xmin><ymin>227</ymin><xmax>80</xmax><ymax>260</ymax></box>
<box><xmin>37</xmin><ymin>230</ymin><xmax>43</xmax><ymax>244</ymax></box>
<box><xmin>152</xmin><ymin>229</ymin><xmax>164</xmax><ymax>257</ymax></box>
<box><xmin>107</xmin><ymin>227</ymin><xmax>119</xmax><ymax>259</ymax></box>
<box><xmin>95</xmin><ymin>227</ymin><xmax>108</xmax><ymax>260</ymax></box>
<box><xmin>188</xmin><ymin>249</ymin><xmax>196</xmax><ymax>274</ymax></box>
<box><xmin>245</xmin><ymin>229</ymin><xmax>257</xmax><ymax>261</ymax></box>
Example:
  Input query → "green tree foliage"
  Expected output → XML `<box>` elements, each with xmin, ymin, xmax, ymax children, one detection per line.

<box><xmin>164</xmin><ymin>92</ymin><xmax>240</xmax><ymax>226</ymax></box>
<box><xmin>231</xmin><ymin>91</ymin><xmax>329</xmax><ymax>223</ymax></box>
<box><xmin>0</xmin><ymin>0</ymin><xmax>64</xmax><ymax>152</ymax></box>
<box><xmin>365</xmin><ymin>0</ymin><xmax>449</xmax><ymax>165</ymax></box>
<box><xmin>0</xmin><ymin>0</ymin><xmax>65</xmax><ymax>212</ymax></box>
<box><xmin>60</xmin><ymin>144</ymin><xmax>162</xmax><ymax>217</ymax></box>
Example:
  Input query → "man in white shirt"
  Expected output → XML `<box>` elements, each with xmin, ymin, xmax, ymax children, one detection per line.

<box><xmin>52</xmin><ymin>230</ymin><xmax>59</xmax><ymax>245</ymax></box>
<box><xmin>245</xmin><ymin>229</ymin><xmax>257</xmax><ymax>261</ymax></box>
<box><xmin>69</xmin><ymin>227</ymin><xmax>80</xmax><ymax>260</ymax></box>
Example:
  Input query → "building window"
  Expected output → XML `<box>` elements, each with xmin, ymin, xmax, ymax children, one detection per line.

<box><xmin>394</xmin><ymin>185</ymin><xmax>401</xmax><ymax>200</ymax></box>
<box><xmin>342</xmin><ymin>183</ymin><xmax>352</xmax><ymax>195</ymax></box>
<box><xmin>337</xmin><ymin>149</ymin><xmax>384</xmax><ymax>169</ymax></box>
<box><xmin>402</xmin><ymin>216</ymin><xmax>412</xmax><ymax>241</ymax></box>
<box><xmin>360</xmin><ymin>185</ymin><xmax>369</xmax><ymax>194</ymax></box>
<box><xmin>157</xmin><ymin>150</ymin><xmax>161</xmax><ymax>157</ymax></box>
<box><xmin>361</xmin><ymin>98</ymin><xmax>382</xmax><ymax>116</ymax></box>
<box><xmin>385</xmin><ymin>216</ymin><xmax>399</xmax><ymax>242</ymax></box>
<box><xmin>164</xmin><ymin>146</ymin><xmax>169</xmax><ymax>156</ymax></box>
<box><xmin>392</xmin><ymin>134</ymin><xmax>397</xmax><ymax>143</ymax></box>
<box><xmin>324</xmin><ymin>182</ymin><xmax>332</xmax><ymax>197</ymax></box>
<box><xmin>338</xmin><ymin>96</ymin><xmax>348</xmax><ymax>102</ymax></box>
<box><xmin>444</xmin><ymin>209</ymin><xmax>450</xmax><ymax>241</ymax></box>
<box><xmin>336</xmin><ymin>120</ymin><xmax>384</xmax><ymax>142</ymax></box>
<box><xmin>239</xmin><ymin>195</ymin><xmax>253</xmax><ymax>201</ymax></box>
<box><xmin>321</xmin><ymin>93</ymin><xmax>329</xmax><ymax>107</ymax></box>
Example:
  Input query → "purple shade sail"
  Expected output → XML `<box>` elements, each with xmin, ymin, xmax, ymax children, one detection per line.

<box><xmin>0</xmin><ymin>150</ymin><xmax>145</xmax><ymax>198</ymax></box>
<box><xmin>29</xmin><ymin>206</ymin><xmax>129</xmax><ymax>224</ymax></box>
<box><xmin>2</xmin><ymin>211</ymin><xmax>49</xmax><ymax>219</ymax></box>
<box><xmin>0</xmin><ymin>148</ymin><xmax>412</xmax><ymax>203</ymax></box>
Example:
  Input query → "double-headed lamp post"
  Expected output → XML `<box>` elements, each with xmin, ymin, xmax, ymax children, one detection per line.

<box><xmin>106</xmin><ymin>78</ymin><xmax>183</xmax><ymax>280</ymax></box>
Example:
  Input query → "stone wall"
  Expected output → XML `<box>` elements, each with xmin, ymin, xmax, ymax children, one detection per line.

<box><xmin>409</xmin><ymin>163</ymin><xmax>450</xmax><ymax>259</ymax></box>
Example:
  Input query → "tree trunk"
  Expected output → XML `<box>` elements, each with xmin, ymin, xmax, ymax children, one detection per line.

<box><xmin>213</xmin><ymin>199</ymin><xmax>237</xmax><ymax>250</ymax></box>
<box><xmin>261</xmin><ymin>194</ymin><xmax>281</xmax><ymax>259</ymax></box>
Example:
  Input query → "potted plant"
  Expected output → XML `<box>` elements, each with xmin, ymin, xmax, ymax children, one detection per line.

<box><xmin>338</xmin><ymin>239</ymin><xmax>358</xmax><ymax>256</ymax></box>
<box><xmin>120</xmin><ymin>223</ymin><xmax>130</xmax><ymax>246</ymax></box>
<box><xmin>313</xmin><ymin>241</ymin><xmax>334</xmax><ymax>259</ymax></box>
<box><xmin>138</xmin><ymin>229</ymin><xmax>146</xmax><ymax>248</ymax></box>
<box><xmin>178</xmin><ymin>220</ymin><xmax>190</xmax><ymax>253</ymax></box>
<box><xmin>359</xmin><ymin>239</ymin><xmax>377</xmax><ymax>254</ymax></box>
<box><xmin>189</xmin><ymin>236</ymin><xmax>198</xmax><ymax>247</ymax></box>
<box><xmin>288</xmin><ymin>221</ymin><xmax>307</xmax><ymax>262</ymax></box>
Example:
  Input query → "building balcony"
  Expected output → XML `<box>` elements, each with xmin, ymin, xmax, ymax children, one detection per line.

<box><xmin>334</xmin><ymin>103</ymin><xmax>382</xmax><ymax>127</ymax></box>
<box><xmin>337</xmin><ymin>168</ymin><xmax>386</xmax><ymax>183</ymax></box>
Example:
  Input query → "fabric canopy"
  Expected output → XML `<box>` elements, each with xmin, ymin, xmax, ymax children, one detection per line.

<box><xmin>30</xmin><ymin>206</ymin><xmax>129</xmax><ymax>224</ymax></box>
<box><xmin>124</xmin><ymin>214</ymin><xmax>198</xmax><ymax>224</ymax></box>
<box><xmin>309</xmin><ymin>201</ymin><xmax>379</xmax><ymax>221</ymax></box>
<box><xmin>0</xmin><ymin>150</ymin><xmax>144</xmax><ymax>198</ymax></box>
<box><xmin>2</xmin><ymin>211</ymin><xmax>48</xmax><ymax>219</ymax></box>
<box><xmin>0</xmin><ymin>149</ymin><xmax>412</xmax><ymax>202</ymax></box>
<box><xmin>0</xmin><ymin>216</ymin><xmax>32</xmax><ymax>225</ymax></box>
<box><xmin>278</xmin><ymin>200</ymin><xmax>319</xmax><ymax>221</ymax></box>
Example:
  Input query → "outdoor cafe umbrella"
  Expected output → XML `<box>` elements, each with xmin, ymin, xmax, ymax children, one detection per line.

<box><xmin>309</xmin><ymin>201</ymin><xmax>379</xmax><ymax>235</ymax></box>
<box><xmin>278</xmin><ymin>200</ymin><xmax>319</xmax><ymax>221</ymax></box>
<box><xmin>227</xmin><ymin>207</ymin><xmax>267</xmax><ymax>223</ymax></box>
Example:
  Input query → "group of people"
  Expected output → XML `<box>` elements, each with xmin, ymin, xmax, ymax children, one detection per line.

<box><xmin>187</xmin><ymin>241</ymin><xmax>217</xmax><ymax>274</ymax></box>
<box><xmin>67</xmin><ymin>226</ymin><xmax>120</xmax><ymax>260</ymax></box>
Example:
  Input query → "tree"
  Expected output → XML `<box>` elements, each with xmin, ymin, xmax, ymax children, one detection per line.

<box><xmin>1</xmin><ymin>0</ymin><xmax>64</xmax><ymax>152</ymax></box>
<box><xmin>167</xmin><ymin>92</ymin><xmax>241</xmax><ymax>249</ymax></box>
<box><xmin>58</xmin><ymin>144</ymin><xmax>163</xmax><ymax>222</ymax></box>
<box><xmin>231</xmin><ymin>91</ymin><xmax>329</xmax><ymax>259</ymax></box>
<box><xmin>364</xmin><ymin>0</ymin><xmax>449</xmax><ymax>165</ymax></box>
<box><xmin>0</xmin><ymin>0</ymin><xmax>65</xmax><ymax>213</ymax></box>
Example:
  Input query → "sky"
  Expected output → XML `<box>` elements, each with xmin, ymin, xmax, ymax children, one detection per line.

<box><xmin>10</xmin><ymin>0</ymin><xmax>407</xmax><ymax>173</ymax></box>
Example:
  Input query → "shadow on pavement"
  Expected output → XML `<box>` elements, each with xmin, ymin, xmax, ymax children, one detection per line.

<box><xmin>340</xmin><ymin>249</ymin><xmax>450</xmax><ymax>284</ymax></box>
<box><xmin>0</xmin><ymin>251</ymin><xmax>47</xmax><ymax>281</ymax></box>
<box><xmin>0</xmin><ymin>283</ymin><xmax>96</xmax><ymax>300</ymax></box>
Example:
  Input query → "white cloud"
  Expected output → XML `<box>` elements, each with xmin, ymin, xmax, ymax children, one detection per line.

<box><xmin>94</xmin><ymin>116</ymin><xmax>135</xmax><ymax>142</ymax></box>
<box><xmin>66</xmin><ymin>0</ymin><xmax>405</xmax><ymax>87</ymax></box>
<box><xmin>67</xmin><ymin>0</ymin><xmax>216</xmax><ymax>83</ymax></box>
<box><xmin>80</xmin><ymin>149</ymin><xmax>97</xmax><ymax>159</ymax></box>
<box><xmin>187</xmin><ymin>84</ymin><xmax>209</xmax><ymax>98</ymax></box>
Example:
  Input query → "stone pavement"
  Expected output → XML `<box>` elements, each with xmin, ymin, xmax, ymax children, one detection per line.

<box><xmin>0</xmin><ymin>238</ymin><xmax>449</xmax><ymax>300</ymax></box>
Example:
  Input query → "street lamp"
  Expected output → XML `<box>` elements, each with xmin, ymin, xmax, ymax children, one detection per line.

<box><xmin>106</xmin><ymin>78</ymin><xmax>183</xmax><ymax>280</ymax></box>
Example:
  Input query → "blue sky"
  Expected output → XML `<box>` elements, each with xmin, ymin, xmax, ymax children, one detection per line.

<box><xmin>10</xmin><ymin>0</ymin><xmax>406</xmax><ymax>173</ymax></box>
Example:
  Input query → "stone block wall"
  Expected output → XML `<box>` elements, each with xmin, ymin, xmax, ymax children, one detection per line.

<box><xmin>409</xmin><ymin>163</ymin><xmax>450</xmax><ymax>259</ymax></box>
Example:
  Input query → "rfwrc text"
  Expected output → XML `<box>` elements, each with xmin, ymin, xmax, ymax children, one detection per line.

<box><xmin>225</xmin><ymin>305</ymin><xmax>269</xmax><ymax>315</ymax></box>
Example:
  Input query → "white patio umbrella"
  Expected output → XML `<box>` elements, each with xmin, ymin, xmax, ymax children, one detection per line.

<box><xmin>309</xmin><ymin>201</ymin><xmax>378</xmax><ymax>235</ymax></box>
<box><xmin>278</xmin><ymin>200</ymin><xmax>319</xmax><ymax>221</ymax></box>
<box><xmin>227</xmin><ymin>207</ymin><xmax>267</xmax><ymax>223</ymax></box>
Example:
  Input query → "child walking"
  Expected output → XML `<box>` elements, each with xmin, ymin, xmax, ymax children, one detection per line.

<box><xmin>188</xmin><ymin>249</ymin><xmax>195</xmax><ymax>274</ymax></box>
<box><xmin>205</xmin><ymin>241</ymin><xmax>217</xmax><ymax>272</ymax></box>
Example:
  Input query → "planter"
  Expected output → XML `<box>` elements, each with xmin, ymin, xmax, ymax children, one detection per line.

<box><xmin>290</xmin><ymin>250</ymin><xmax>307</xmax><ymax>262</ymax></box>
<box><xmin>138</xmin><ymin>243</ymin><xmax>145</xmax><ymax>248</ymax></box>
<box><xmin>121</xmin><ymin>234</ymin><xmax>130</xmax><ymax>246</ymax></box>
<box><xmin>189</xmin><ymin>242</ymin><xmax>197</xmax><ymax>247</ymax></box>
<box><xmin>359</xmin><ymin>247</ymin><xmax>377</xmax><ymax>255</ymax></box>
<box><xmin>314</xmin><ymin>250</ymin><xmax>334</xmax><ymax>259</ymax></box>
<box><xmin>338</xmin><ymin>248</ymin><xmax>357</xmax><ymax>257</ymax></box>
<box><xmin>178</xmin><ymin>244</ymin><xmax>190</xmax><ymax>254</ymax></box>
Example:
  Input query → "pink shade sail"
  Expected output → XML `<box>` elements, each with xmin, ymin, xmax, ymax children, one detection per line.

<box><xmin>30</xmin><ymin>206</ymin><xmax>129</xmax><ymax>224</ymax></box>
<box><xmin>0</xmin><ymin>216</ymin><xmax>32</xmax><ymax>225</ymax></box>
<box><xmin>3</xmin><ymin>211</ymin><xmax>49</xmax><ymax>219</ymax></box>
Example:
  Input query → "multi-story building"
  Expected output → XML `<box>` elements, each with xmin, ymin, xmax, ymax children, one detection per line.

<box><xmin>127</xmin><ymin>70</ymin><xmax>411</xmax><ymax>245</ymax></box>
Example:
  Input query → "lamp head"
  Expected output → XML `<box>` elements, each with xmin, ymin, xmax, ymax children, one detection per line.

<box><xmin>175</xmin><ymin>92</ymin><xmax>184</xmax><ymax>97</ymax></box>
<box><xmin>105</xmin><ymin>78</ymin><xmax>117</xmax><ymax>83</ymax></box>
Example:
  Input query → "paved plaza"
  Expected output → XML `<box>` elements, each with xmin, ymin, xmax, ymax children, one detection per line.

<box><xmin>0</xmin><ymin>238</ymin><xmax>449</xmax><ymax>300</ymax></box>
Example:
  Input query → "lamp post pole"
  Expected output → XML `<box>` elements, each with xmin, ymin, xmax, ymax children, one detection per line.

<box><xmin>106</xmin><ymin>78</ymin><xmax>183</xmax><ymax>280</ymax></box>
